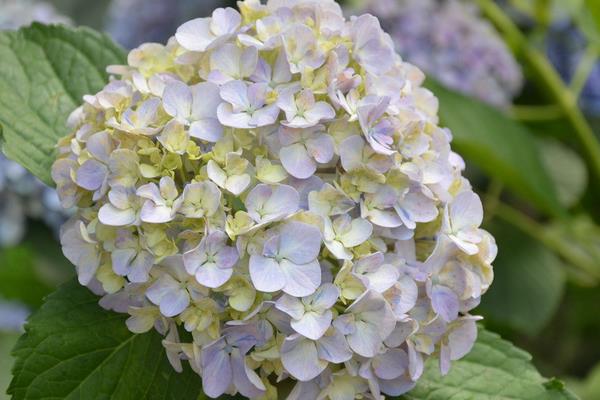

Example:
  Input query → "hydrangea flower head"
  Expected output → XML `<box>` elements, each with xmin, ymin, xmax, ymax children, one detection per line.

<box><xmin>53</xmin><ymin>0</ymin><xmax>496</xmax><ymax>398</ymax></box>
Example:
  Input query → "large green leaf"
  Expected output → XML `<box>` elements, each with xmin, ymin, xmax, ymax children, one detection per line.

<box><xmin>403</xmin><ymin>327</ymin><xmax>577</xmax><ymax>400</ymax></box>
<box><xmin>537</xmin><ymin>138</ymin><xmax>588</xmax><ymax>208</ymax></box>
<box><xmin>9</xmin><ymin>281</ymin><xmax>576</xmax><ymax>400</ymax></box>
<box><xmin>8</xmin><ymin>280</ymin><xmax>204</xmax><ymax>400</ymax></box>
<box><xmin>477</xmin><ymin>221</ymin><xmax>566</xmax><ymax>336</ymax></box>
<box><xmin>425</xmin><ymin>79</ymin><xmax>563</xmax><ymax>217</ymax></box>
<box><xmin>0</xmin><ymin>23</ymin><xmax>125</xmax><ymax>186</ymax></box>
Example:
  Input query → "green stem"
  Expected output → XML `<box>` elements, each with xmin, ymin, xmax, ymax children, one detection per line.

<box><xmin>495</xmin><ymin>202</ymin><xmax>600</xmax><ymax>280</ymax></box>
<box><xmin>509</xmin><ymin>104</ymin><xmax>563</xmax><ymax>121</ymax></box>
<box><xmin>476</xmin><ymin>0</ymin><xmax>600</xmax><ymax>180</ymax></box>
<box><xmin>570</xmin><ymin>44</ymin><xmax>599</xmax><ymax>99</ymax></box>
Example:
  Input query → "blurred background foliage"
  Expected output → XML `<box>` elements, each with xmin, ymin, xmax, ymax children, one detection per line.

<box><xmin>0</xmin><ymin>0</ymin><xmax>599</xmax><ymax>399</ymax></box>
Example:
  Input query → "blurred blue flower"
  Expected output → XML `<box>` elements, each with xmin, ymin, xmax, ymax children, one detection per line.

<box><xmin>351</xmin><ymin>0</ymin><xmax>523</xmax><ymax>107</ymax></box>
<box><xmin>106</xmin><ymin>0</ymin><xmax>227</xmax><ymax>49</ymax></box>
<box><xmin>546</xmin><ymin>21</ymin><xmax>600</xmax><ymax>115</ymax></box>
<box><xmin>0</xmin><ymin>0</ymin><xmax>70</xmax><ymax>30</ymax></box>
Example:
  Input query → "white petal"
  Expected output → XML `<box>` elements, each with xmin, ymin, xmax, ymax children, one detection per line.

<box><xmin>249</xmin><ymin>255</ymin><xmax>286</xmax><ymax>293</ymax></box>
<box><xmin>281</xmin><ymin>335</ymin><xmax>327</xmax><ymax>382</ymax></box>
<box><xmin>280</xmin><ymin>143</ymin><xmax>316</xmax><ymax>179</ymax></box>
<box><xmin>175</xmin><ymin>17</ymin><xmax>213</xmax><ymax>51</ymax></box>
<box><xmin>279</xmin><ymin>221</ymin><xmax>322</xmax><ymax>264</ymax></box>
<box><xmin>280</xmin><ymin>259</ymin><xmax>321</xmax><ymax>297</ymax></box>
<box><xmin>291</xmin><ymin>310</ymin><xmax>332</xmax><ymax>340</ymax></box>
<box><xmin>163</xmin><ymin>81</ymin><xmax>192</xmax><ymax>120</ymax></box>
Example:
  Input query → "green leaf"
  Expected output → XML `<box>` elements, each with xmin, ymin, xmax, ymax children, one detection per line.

<box><xmin>537</xmin><ymin>138</ymin><xmax>588</xmax><ymax>208</ymax></box>
<box><xmin>545</xmin><ymin>214</ymin><xmax>600</xmax><ymax>284</ymax></box>
<box><xmin>425</xmin><ymin>79</ymin><xmax>564</xmax><ymax>217</ymax></box>
<box><xmin>0</xmin><ymin>23</ymin><xmax>126</xmax><ymax>186</ymax></box>
<box><xmin>8</xmin><ymin>280</ymin><xmax>205</xmax><ymax>400</ymax></box>
<box><xmin>478</xmin><ymin>221</ymin><xmax>566</xmax><ymax>336</ymax></box>
<box><xmin>402</xmin><ymin>327</ymin><xmax>578</xmax><ymax>400</ymax></box>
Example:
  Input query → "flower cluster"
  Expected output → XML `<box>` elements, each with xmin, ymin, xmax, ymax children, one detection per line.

<box><xmin>353</xmin><ymin>0</ymin><xmax>523</xmax><ymax>107</ymax></box>
<box><xmin>53</xmin><ymin>0</ymin><xmax>495</xmax><ymax>398</ymax></box>
<box><xmin>546</xmin><ymin>21</ymin><xmax>600</xmax><ymax>115</ymax></box>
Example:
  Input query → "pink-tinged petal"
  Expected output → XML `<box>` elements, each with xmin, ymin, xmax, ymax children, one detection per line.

<box><xmin>231</xmin><ymin>350</ymin><xmax>266</xmax><ymax>398</ymax></box>
<box><xmin>291</xmin><ymin>310</ymin><xmax>332</xmax><ymax>340</ymax></box>
<box><xmin>280</xmin><ymin>259</ymin><xmax>321</xmax><ymax>297</ymax></box>
<box><xmin>306</xmin><ymin>134</ymin><xmax>335</xmax><ymax>164</ymax></box>
<box><xmin>98</xmin><ymin>204</ymin><xmax>136</xmax><ymax>226</ymax></box>
<box><xmin>217</xmin><ymin>103</ymin><xmax>252</xmax><ymax>129</ymax></box>
<box><xmin>280</xmin><ymin>143</ymin><xmax>315</xmax><ymax>179</ymax></box>
<box><xmin>175</xmin><ymin>17</ymin><xmax>213</xmax><ymax>51</ymax></box>
<box><xmin>279</xmin><ymin>221</ymin><xmax>322</xmax><ymax>264</ymax></box>
<box><xmin>76</xmin><ymin>159</ymin><xmax>107</xmax><ymax>191</ymax></box>
<box><xmin>431</xmin><ymin>285</ymin><xmax>459</xmax><ymax>322</ymax></box>
<box><xmin>316</xmin><ymin>329</ymin><xmax>352</xmax><ymax>363</ymax></box>
<box><xmin>201</xmin><ymin>341</ymin><xmax>233</xmax><ymax>398</ymax></box>
<box><xmin>190</xmin><ymin>119</ymin><xmax>223</xmax><ymax>142</ymax></box>
<box><xmin>275</xmin><ymin>294</ymin><xmax>305</xmax><ymax>320</ymax></box>
<box><xmin>281</xmin><ymin>335</ymin><xmax>327</xmax><ymax>382</ymax></box>
<box><xmin>162</xmin><ymin>81</ymin><xmax>192</xmax><ymax>120</ymax></box>
<box><xmin>249</xmin><ymin>255</ymin><xmax>286</xmax><ymax>293</ymax></box>
<box><xmin>195</xmin><ymin>262</ymin><xmax>233</xmax><ymax>288</ymax></box>
<box><xmin>373</xmin><ymin>349</ymin><xmax>408</xmax><ymax>380</ymax></box>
